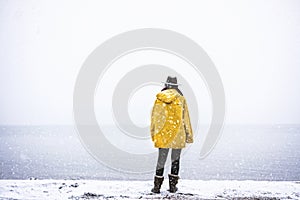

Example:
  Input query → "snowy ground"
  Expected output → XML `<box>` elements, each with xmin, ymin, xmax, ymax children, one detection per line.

<box><xmin>0</xmin><ymin>180</ymin><xmax>300</xmax><ymax>200</ymax></box>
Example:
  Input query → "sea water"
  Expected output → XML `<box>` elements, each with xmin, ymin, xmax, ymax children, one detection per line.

<box><xmin>0</xmin><ymin>125</ymin><xmax>299</xmax><ymax>181</ymax></box>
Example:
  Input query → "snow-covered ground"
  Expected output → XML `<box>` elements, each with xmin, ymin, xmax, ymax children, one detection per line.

<box><xmin>0</xmin><ymin>180</ymin><xmax>300</xmax><ymax>200</ymax></box>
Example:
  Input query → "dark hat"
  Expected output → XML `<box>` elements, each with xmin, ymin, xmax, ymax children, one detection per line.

<box><xmin>161</xmin><ymin>76</ymin><xmax>183</xmax><ymax>95</ymax></box>
<box><xmin>161</xmin><ymin>76</ymin><xmax>181</xmax><ymax>86</ymax></box>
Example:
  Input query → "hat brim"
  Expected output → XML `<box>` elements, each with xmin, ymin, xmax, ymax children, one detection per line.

<box><xmin>161</xmin><ymin>81</ymin><xmax>182</xmax><ymax>86</ymax></box>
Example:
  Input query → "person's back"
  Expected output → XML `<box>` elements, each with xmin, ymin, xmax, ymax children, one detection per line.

<box><xmin>150</xmin><ymin>88</ymin><xmax>193</xmax><ymax>149</ymax></box>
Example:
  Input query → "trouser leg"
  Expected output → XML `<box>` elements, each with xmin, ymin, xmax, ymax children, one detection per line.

<box><xmin>171</xmin><ymin>149</ymin><xmax>181</xmax><ymax>175</ymax></box>
<box><xmin>168</xmin><ymin>148</ymin><xmax>181</xmax><ymax>193</ymax></box>
<box><xmin>155</xmin><ymin>148</ymin><xmax>169</xmax><ymax>176</ymax></box>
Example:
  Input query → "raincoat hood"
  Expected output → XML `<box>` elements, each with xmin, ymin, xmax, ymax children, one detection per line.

<box><xmin>156</xmin><ymin>89</ymin><xmax>179</xmax><ymax>104</ymax></box>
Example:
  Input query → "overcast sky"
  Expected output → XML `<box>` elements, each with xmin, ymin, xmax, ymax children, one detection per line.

<box><xmin>0</xmin><ymin>0</ymin><xmax>300</xmax><ymax>125</ymax></box>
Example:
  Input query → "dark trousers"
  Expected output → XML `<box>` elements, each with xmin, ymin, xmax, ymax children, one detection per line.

<box><xmin>155</xmin><ymin>148</ymin><xmax>182</xmax><ymax>176</ymax></box>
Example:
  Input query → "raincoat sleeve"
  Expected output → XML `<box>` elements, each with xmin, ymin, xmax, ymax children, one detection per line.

<box><xmin>183</xmin><ymin>98</ymin><xmax>193</xmax><ymax>143</ymax></box>
<box><xmin>150</xmin><ymin>101</ymin><xmax>157</xmax><ymax>141</ymax></box>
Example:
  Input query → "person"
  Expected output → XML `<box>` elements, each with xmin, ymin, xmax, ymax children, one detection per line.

<box><xmin>150</xmin><ymin>76</ymin><xmax>193</xmax><ymax>193</ymax></box>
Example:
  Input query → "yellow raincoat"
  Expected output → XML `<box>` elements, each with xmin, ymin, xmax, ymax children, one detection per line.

<box><xmin>150</xmin><ymin>89</ymin><xmax>193</xmax><ymax>149</ymax></box>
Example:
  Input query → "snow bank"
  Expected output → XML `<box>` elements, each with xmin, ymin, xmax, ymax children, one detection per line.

<box><xmin>0</xmin><ymin>179</ymin><xmax>299</xmax><ymax>199</ymax></box>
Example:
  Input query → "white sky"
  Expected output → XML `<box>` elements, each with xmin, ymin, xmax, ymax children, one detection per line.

<box><xmin>0</xmin><ymin>0</ymin><xmax>300</xmax><ymax>125</ymax></box>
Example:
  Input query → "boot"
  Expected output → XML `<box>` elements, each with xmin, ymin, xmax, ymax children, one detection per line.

<box><xmin>151</xmin><ymin>175</ymin><xmax>164</xmax><ymax>193</ymax></box>
<box><xmin>168</xmin><ymin>174</ymin><xmax>179</xmax><ymax>193</ymax></box>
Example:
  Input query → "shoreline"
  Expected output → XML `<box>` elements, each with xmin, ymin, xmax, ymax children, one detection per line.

<box><xmin>1</xmin><ymin>179</ymin><xmax>300</xmax><ymax>199</ymax></box>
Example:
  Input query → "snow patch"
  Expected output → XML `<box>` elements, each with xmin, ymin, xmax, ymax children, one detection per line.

<box><xmin>0</xmin><ymin>180</ymin><xmax>299</xmax><ymax>199</ymax></box>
